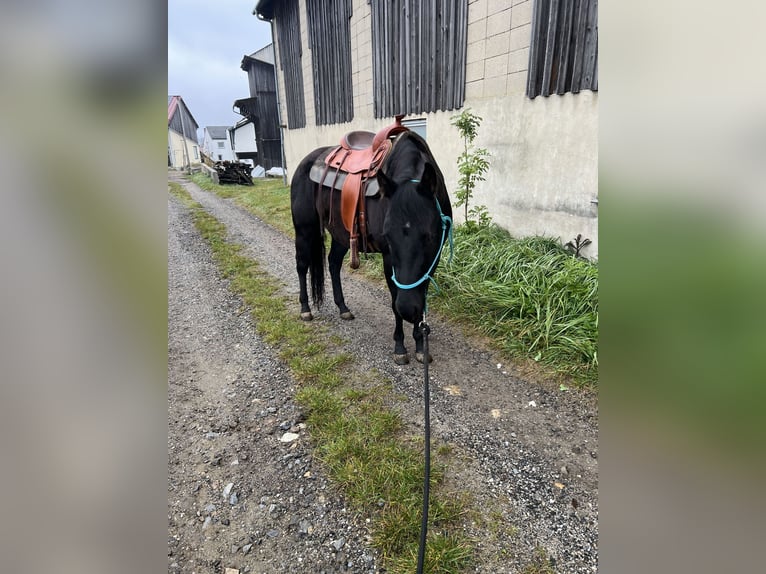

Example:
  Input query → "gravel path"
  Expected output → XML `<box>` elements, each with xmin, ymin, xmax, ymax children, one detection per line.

<box><xmin>167</xmin><ymin>173</ymin><xmax>598</xmax><ymax>573</ymax></box>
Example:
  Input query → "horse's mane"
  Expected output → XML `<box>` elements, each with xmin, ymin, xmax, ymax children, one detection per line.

<box><xmin>384</xmin><ymin>131</ymin><xmax>452</xmax><ymax>218</ymax></box>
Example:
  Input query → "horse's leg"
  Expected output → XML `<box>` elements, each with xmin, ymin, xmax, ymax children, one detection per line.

<box><xmin>412</xmin><ymin>321</ymin><xmax>433</xmax><ymax>363</ymax></box>
<box><xmin>384</xmin><ymin>257</ymin><xmax>408</xmax><ymax>364</ymax></box>
<box><xmin>294</xmin><ymin>231</ymin><xmax>314</xmax><ymax>321</ymax></box>
<box><xmin>328</xmin><ymin>238</ymin><xmax>354</xmax><ymax>320</ymax></box>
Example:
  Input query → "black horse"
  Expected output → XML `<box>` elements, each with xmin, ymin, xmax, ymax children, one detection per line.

<box><xmin>290</xmin><ymin>130</ymin><xmax>453</xmax><ymax>364</ymax></box>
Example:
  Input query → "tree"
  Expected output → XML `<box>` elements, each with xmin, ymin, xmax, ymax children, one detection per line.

<box><xmin>450</xmin><ymin>109</ymin><xmax>491</xmax><ymax>226</ymax></box>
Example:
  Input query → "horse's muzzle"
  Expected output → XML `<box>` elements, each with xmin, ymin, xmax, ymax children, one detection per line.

<box><xmin>394</xmin><ymin>291</ymin><xmax>424</xmax><ymax>324</ymax></box>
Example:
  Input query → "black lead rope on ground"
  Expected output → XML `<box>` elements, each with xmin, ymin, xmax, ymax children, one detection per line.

<box><xmin>416</xmin><ymin>320</ymin><xmax>431</xmax><ymax>574</ymax></box>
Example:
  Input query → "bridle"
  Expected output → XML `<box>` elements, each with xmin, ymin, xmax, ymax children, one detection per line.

<box><xmin>391</xmin><ymin>191</ymin><xmax>454</xmax><ymax>292</ymax></box>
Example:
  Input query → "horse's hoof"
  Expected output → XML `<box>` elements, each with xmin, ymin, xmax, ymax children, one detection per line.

<box><xmin>415</xmin><ymin>352</ymin><xmax>433</xmax><ymax>364</ymax></box>
<box><xmin>300</xmin><ymin>312</ymin><xmax>313</xmax><ymax>321</ymax></box>
<box><xmin>393</xmin><ymin>353</ymin><xmax>410</xmax><ymax>365</ymax></box>
<box><xmin>340</xmin><ymin>311</ymin><xmax>355</xmax><ymax>320</ymax></box>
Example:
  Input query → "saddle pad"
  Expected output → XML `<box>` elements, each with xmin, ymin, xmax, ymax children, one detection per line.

<box><xmin>309</xmin><ymin>152</ymin><xmax>380</xmax><ymax>197</ymax></box>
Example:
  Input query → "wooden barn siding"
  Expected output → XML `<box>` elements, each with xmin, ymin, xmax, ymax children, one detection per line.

<box><xmin>250</xmin><ymin>60</ymin><xmax>282</xmax><ymax>169</ymax></box>
<box><xmin>371</xmin><ymin>0</ymin><xmax>467</xmax><ymax>118</ymax></box>
<box><xmin>275</xmin><ymin>0</ymin><xmax>306</xmax><ymax>129</ymax></box>
<box><xmin>255</xmin><ymin>90</ymin><xmax>283</xmax><ymax>169</ymax></box>
<box><xmin>306</xmin><ymin>0</ymin><xmax>354</xmax><ymax>126</ymax></box>
<box><xmin>527</xmin><ymin>0</ymin><xmax>598</xmax><ymax>98</ymax></box>
<box><xmin>169</xmin><ymin>105</ymin><xmax>198</xmax><ymax>140</ymax></box>
<box><xmin>247</xmin><ymin>59</ymin><xmax>276</xmax><ymax>98</ymax></box>
<box><xmin>247</xmin><ymin>66</ymin><xmax>258</xmax><ymax>98</ymax></box>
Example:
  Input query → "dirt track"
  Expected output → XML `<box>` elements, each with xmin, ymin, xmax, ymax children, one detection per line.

<box><xmin>168</xmin><ymin>173</ymin><xmax>598</xmax><ymax>573</ymax></box>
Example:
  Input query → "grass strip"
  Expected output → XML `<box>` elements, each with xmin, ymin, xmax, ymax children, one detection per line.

<box><xmin>169</xmin><ymin>181</ymin><xmax>473</xmax><ymax>574</ymax></box>
<box><xmin>190</xmin><ymin>173</ymin><xmax>295</xmax><ymax>237</ymax></box>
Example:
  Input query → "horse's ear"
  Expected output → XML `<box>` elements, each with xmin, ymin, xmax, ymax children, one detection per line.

<box><xmin>377</xmin><ymin>169</ymin><xmax>395</xmax><ymax>197</ymax></box>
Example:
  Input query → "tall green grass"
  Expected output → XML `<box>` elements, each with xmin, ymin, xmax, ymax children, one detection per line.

<box><xmin>432</xmin><ymin>225</ymin><xmax>598</xmax><ymax>387</ymax></box>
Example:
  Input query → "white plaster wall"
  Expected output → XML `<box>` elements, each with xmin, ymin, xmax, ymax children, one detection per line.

<box><xmin>434</xmin><ymin>92</ymin><xmax>599</xmax><ymax>259</ymax></box>
<box><xmin>168</xmin><ymin>129</ymin><xmax>200</xmax><ymax>168</ymax></box>
<box><xmin>232</xmin><ymin>122</ymin><xmax>258</xmax><ymax>154</ymax></box>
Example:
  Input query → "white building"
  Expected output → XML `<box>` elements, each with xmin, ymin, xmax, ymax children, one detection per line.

<box><xmin>202</xmin><ymin>126</ymin><xmax>236</xmax><ymax>163</ymax></box>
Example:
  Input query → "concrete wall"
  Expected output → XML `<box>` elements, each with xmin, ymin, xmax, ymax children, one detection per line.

<box><xmin>272</xmin><ymin>0</ymin><xmax>598</xmax><ymax>258</ymax></box>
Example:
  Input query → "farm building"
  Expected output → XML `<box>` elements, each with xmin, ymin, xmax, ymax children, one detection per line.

<box><xmin>253</xmin><ymin>0</ymin><xmax>598</xmax><ymax>257</ymax></box>
<box><xmin>168</xmin><ymin>95</ymin><xmax>201</xmax><ymax>169</ymax></box>
<box><xmin>233</xmin><ymin>44</ymin><xmax>283</xmax><ymax>170</ymax></box>
<box><xmin>202</xmin><ymin>126</ymin><xmax>236</xmax><ymax>163</ymax></box>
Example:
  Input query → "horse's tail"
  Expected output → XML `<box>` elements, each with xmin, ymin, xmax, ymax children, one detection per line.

<box><xmin>309</xmin><ymin>224</ymin><xmax>326</xmax><ymax>307</ymax></box>
<box><xmin>292</xmin><ymin>147</ymin><xmax>331</xmax><ymax>309</ymax></box>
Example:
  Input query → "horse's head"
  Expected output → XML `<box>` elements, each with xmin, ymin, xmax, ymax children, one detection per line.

<box><xmin>378</xmin><ymin>160</ymin><xmax>451</xmax><ymax>324</ymax></box>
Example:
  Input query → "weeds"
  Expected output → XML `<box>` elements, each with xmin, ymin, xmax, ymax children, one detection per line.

<box><xmin>565</xmin><ymin>234</ymin><xmax>592</xmax><ymax>258</ymax></box>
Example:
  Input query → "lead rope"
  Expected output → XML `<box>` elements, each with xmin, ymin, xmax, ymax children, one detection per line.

<box><xmin>416</xmin><ymin>317</ymin><xmax>431</xmax><ymax>574</ymax></box>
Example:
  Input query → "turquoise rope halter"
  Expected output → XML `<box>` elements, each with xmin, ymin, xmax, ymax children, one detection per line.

<box><xmin>391</xmin><ymin>193</ymin><xmax>454</xmax><ymax>292</ymax></box>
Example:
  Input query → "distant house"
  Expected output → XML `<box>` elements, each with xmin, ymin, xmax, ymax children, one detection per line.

<box><xmin>202</xmin><ymin>126</ymin><xmax>236</xmax><ymax>162</ymax></box>
<box><xmin>232</xmin><ymin>43</ymin><xmax>282</xmax><ymax>170</ymax></box>
<box><xmin>168</xmin><ymin>95</ymin><xmax>200</xmax><ymax>169</ymax></box>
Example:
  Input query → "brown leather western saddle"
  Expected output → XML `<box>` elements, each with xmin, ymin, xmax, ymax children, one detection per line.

<box><xmin>309</xmin><ymin>115</ymin><xmax>409</xmax><ymax>269</ymax></box>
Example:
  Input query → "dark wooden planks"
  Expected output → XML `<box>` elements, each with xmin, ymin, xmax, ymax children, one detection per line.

<box><xmin>541</xmin><ymin>0</ymin><xmax>560</xmax><ymax>97</ymax></box>
<box><xmin>554</xmin><ymin>0</ymin><xmax>575</xmax><ymax>94</ymax></box>
<box><xmin>305</xmin><ymin>0</ymin><xmax>354</xmax><ymax>126</ymax></box>
<box><xmin>370</xmin><ymin>0</ymin><xmax>468</xmax><ymax>118</ymax></box>
<box><xmin>274</xmin><ymin>0</ymin><xmax>306</xmax><ymax>128</ymax></box>
<box><xmin>527</xmin><ymin>0</ymin><xmax>598</xmax><ymax>98</ymax></box>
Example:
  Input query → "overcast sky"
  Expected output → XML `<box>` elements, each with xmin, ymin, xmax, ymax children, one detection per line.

<box><xmin>168</xmin><ymin>0</ymin><xmax>272</xmax><ymax>139</ymax></box>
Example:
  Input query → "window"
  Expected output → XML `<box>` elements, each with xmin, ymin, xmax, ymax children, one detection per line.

<box><xmin>402</xmin><ymin>117</ymin><xmax>426</xmax><ymax>140</ymax></box>
<box><xmin>193</xmin><ymin>146</ymin><xmax>198</xmax><ymax>159</ymax></box>
<box><xmin>306</xmin><ymin>0</ymin><xmax>354</xmax><ymax>125</ymax></box>
<box><xmin>217</xmin><ymin>141</ymin><xmax>225</xmax><ymax>148</ymax></box>
<box><xmin>527</xmin><ymin>0</ymin><xmax>598</xmax><ymax>98</ymax></box>
<box><xmin>274</xmin><ymin>0</ymin><xmax>306</xmax><ymax>129</ymax></box>
<box><xmin>370</xmin><ymin>0</ymin><xmax>467</xmax><ymax>118</ymax></box>
<box><xmin>218</xmin><ymin>154</ymin><xmax>222</xmax><ymax>161</ymax></box>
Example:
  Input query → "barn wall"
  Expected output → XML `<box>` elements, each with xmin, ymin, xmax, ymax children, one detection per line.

<box><xmin>271</xmin><ymin>0</ymin><xmax>598</xmax><ymax>258</ymax></box>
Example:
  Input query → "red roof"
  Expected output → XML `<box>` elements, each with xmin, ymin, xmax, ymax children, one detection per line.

<box><xmin>168</xmin><ymin>95</ymin><xmax>179</xmax><ymax>123</ymax></box>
